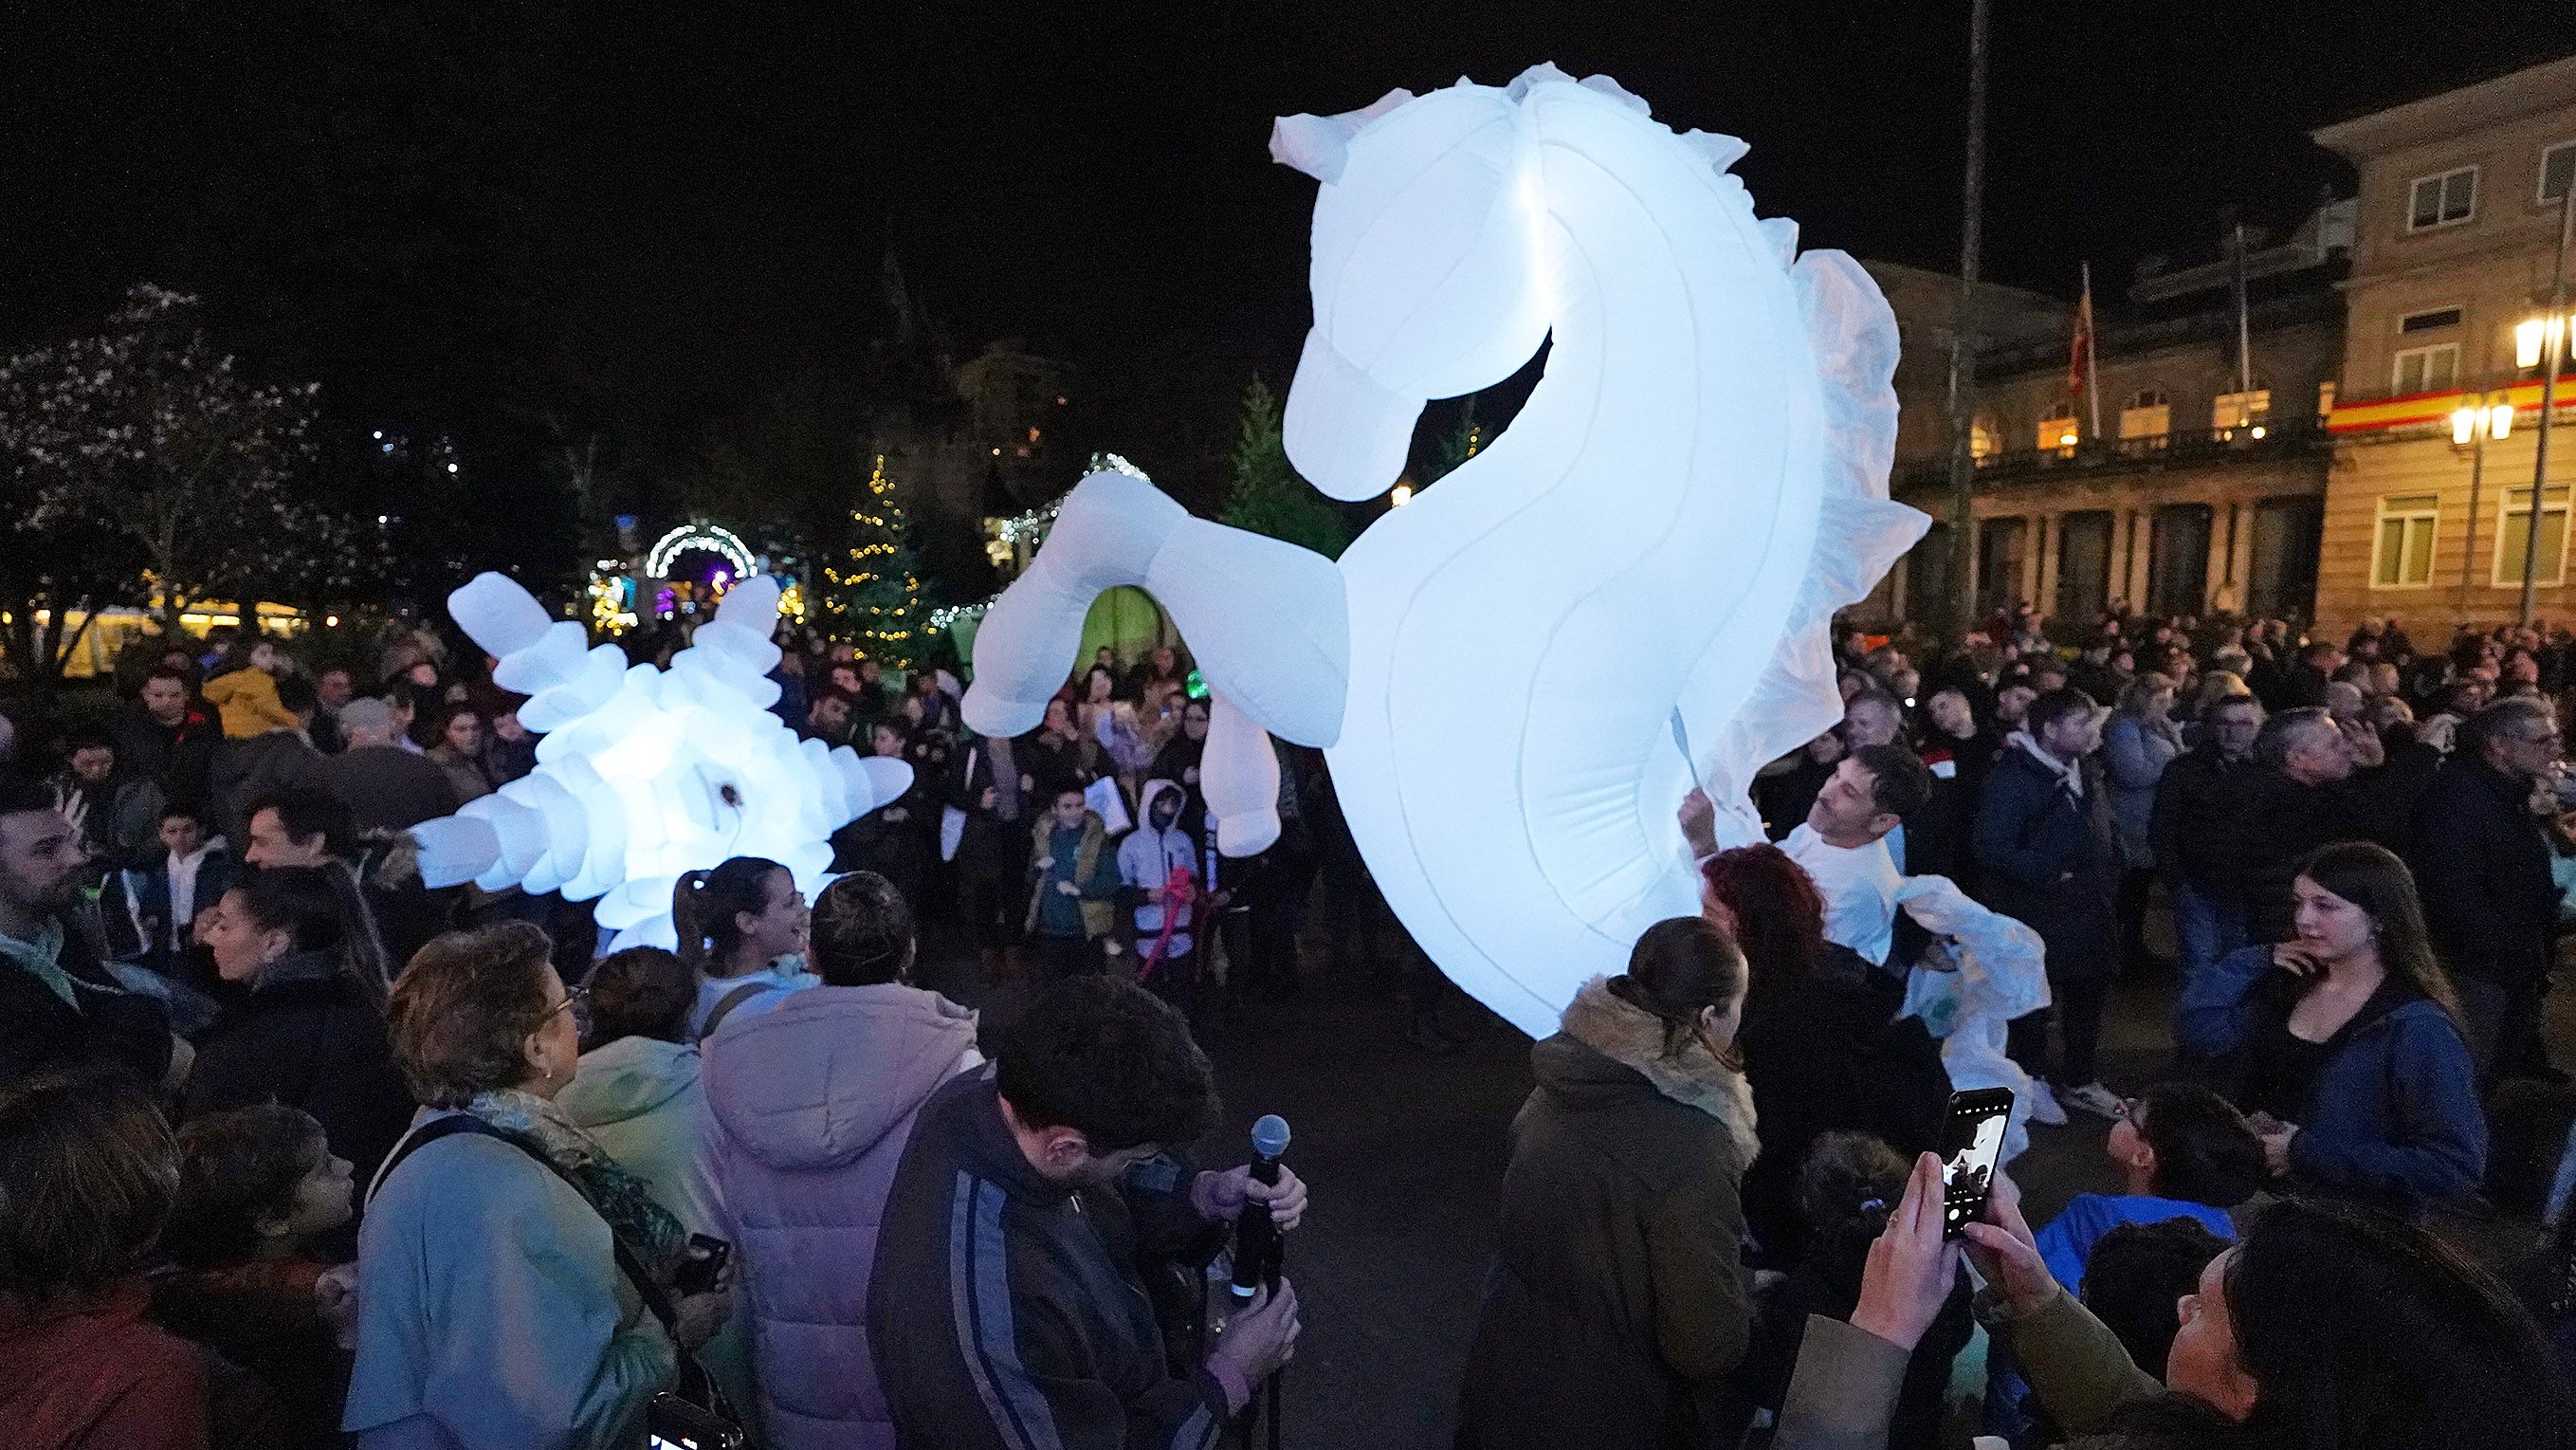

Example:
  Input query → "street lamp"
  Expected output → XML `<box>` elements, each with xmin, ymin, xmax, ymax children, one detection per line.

<box><xmin>2515</xmin><ymin>314</ymin><xmax>2576</xmax><ymax>370</ymax></box>
<box><xmin>2453</xmin><ymin>396</ymin><xmax>2515</xmax><ymax>609</ymax></box>
<box><xmin>2452</xmin><ymin>401</ymin><xmax>2512</xmax><ymax>445</ymax></box>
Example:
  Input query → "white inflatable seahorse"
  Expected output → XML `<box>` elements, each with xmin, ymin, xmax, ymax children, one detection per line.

<box><xmin>966</xmin><ymin>64</ymin><xmax>1927</xmax><ymax>1037</ymax></box>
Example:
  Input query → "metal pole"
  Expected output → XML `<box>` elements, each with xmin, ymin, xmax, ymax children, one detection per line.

<box><xmin>2521</xmin><ymin>189</ymin><xmax>2573</xmax><ymax>625</ymax></box>
<box><xmin>2460</xmin><ymin>413</ymin><xmax>2486</xmax><ymax>614</ymax></box>
<box><xmin>1942</xmin><ymin>0</ymin><xmax>1990</xmax><ymax>636</ymax></box>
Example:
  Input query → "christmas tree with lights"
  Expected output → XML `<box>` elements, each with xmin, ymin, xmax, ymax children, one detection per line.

<box><xmin>821</xmin><ymin>452</ymin><xmax>928</xmax><ymax>670</ymax></box>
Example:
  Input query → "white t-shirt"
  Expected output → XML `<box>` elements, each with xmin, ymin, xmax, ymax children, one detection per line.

<box><xmin>1781</xmin><ymin>822</ymin><xmax>1906</xmax><ymax>967</ymax></box>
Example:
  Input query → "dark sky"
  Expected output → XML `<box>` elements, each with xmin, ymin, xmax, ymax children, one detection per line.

<box><xmin>9</xmin><ymin>2</ymin><xmax>2573</xmax><ymax>466</ymax></box>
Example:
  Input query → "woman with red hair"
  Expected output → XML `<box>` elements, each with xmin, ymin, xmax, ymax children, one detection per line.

<box><xmin>1700</xmin><ymin>843</ymin><xmax>1950</xmax><ymax>1265</ymax></box>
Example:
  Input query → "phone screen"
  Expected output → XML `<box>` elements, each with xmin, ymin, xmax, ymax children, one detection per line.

<box><xmin>1938</xmin><ymin>1088</ymin><xmax>2015</xmax><ymax>1237</ymax></box>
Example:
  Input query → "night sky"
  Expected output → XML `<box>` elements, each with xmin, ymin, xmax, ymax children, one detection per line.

<box><xmin>9</xmin><ymin>3</ymin><xmax>2573</xmax><ymax>484</ymax></box>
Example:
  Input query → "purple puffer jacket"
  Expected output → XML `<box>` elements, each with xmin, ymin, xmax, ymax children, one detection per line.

<box><xmin>703</xmin><ymin>982</ymin><xmax>980</xmax><ymax>1450</ymax></box>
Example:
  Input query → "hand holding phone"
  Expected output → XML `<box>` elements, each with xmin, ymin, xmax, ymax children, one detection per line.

<box><xmin>1936</xmin><ymin>1088</ymin><xmax>2015</xmax><ymax>1239</ymax></box>
<box><xmin>673</xmin><ymin>1233</ymin><xmax>731</xmax><ymax>1296</ymax></box>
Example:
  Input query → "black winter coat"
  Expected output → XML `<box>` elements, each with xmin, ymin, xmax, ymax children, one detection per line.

<box><xmin>182</xmin><ymin>952</ymin><xmax>413</xmax><ymax>1187</ymax></box>
<box><xmin>1739</xmin><ymin>945</ymin><xmax>1949</xmax><ymax>1261</ymax></box>
<box><xmin>1971</xmin><ymin>743</ymin><xmax>2119</xmax><ymax>975</ymax></box>
<box><xmin>2147</xmin><ymin>743</ymin><xmax>2254</xmax><ymax>887</ymax></box>
<box><xmin>0</xmin><ymin>914</ymin><xmax>174</xmax><ymax>1086</ymax></box>
<box><xmin>2412</xmin><ymin>758</ymin><xmax>2557</xmax><ymax>988</ymax></box>
<box><xmin>1456</xmin><ymin>979</ymin><xmax>1756</xmax><ymax>1450</ymax></box>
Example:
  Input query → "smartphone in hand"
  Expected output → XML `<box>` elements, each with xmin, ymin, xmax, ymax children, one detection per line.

<box><xmin>1937</xmin><ymin>1088</ymin><xmax>2015</xmax><ymax>1239</ymax></box>
<box><xmin>673</xmin><ymin>1233</ymin><xmax>731</xmax><ymax>1295</ymax></box>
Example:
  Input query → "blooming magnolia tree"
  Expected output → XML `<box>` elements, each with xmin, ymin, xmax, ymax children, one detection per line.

<box><xmin>0</xmin><ymin>284</ymin><xmax>381</xmax><ymax>670</ymax></box>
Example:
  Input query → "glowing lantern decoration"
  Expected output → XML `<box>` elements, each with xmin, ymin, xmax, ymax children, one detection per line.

<box><xmin>411</xmin><ymin>572</ymin><xmax>912</xmax><ymax>949</ymax></box>
<box><xmin>959</xmin><ymin>66</ymin><xmax>1924</xmax><ymax>1037</ymax></box>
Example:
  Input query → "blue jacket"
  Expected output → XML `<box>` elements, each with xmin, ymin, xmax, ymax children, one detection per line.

<box><xmin>2176</xmin><ymin>945</ymin><xmax>2485</xmax><ymax>1206</ymax></box>
<box><xmin>345</xmin><ymin>1111</ymin><xmax>676</xmax><ymax>1449</ymax></box>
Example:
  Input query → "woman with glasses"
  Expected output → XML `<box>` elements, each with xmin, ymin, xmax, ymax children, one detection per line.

<box><xmin>345</xmin><ymin>923</ymin><xmax>731</xmax><ymax>1450</ymax></box>
<box><xmin>2176</xmin><ymin>842</ymin><xmax>2484</xmax><ymax>1209</ymax></box>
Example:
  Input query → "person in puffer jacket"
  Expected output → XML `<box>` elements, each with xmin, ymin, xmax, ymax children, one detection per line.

<box><xmin>703</xmin><ymin>872</ymin><xmax>980</xmax><ymax>1450</ymax></box>
<box><xmin>555</xmin><ymin>945</ymin><xmax>754</xmax><ymax>1421</ymax></box>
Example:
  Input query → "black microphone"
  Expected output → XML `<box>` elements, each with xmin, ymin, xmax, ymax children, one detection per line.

<box><xmin>1229</xmin><ymin>1114</ymin><xmax>1291</xmax><ymax>1300</ymax></box>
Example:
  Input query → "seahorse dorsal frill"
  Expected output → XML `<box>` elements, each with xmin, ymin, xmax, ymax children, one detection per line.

<box><xmin>973</xmin><ymin>65</ymin><xmax>1927</xmax><ymax>1038</ymax></box>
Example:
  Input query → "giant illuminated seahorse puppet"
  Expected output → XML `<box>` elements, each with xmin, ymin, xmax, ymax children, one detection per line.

<box><xmin>965</xmin><ymin>64</ymin><xmax>1928</xmax><ymax>1037</ymax></box>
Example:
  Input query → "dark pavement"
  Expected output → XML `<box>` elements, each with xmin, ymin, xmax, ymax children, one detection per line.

<box><xmin>916</xmin><ymin>904</ymin><xmax>2569</xmax><ymax>1450</ymax></box>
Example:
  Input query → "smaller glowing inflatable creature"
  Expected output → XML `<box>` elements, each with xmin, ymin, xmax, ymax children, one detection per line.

<box><xmin>411</xmin><ymin>573</ymin><xmax>912</xmax><ymax>949</ymax></box>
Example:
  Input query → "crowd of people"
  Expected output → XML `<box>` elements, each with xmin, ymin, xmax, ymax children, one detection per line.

<box><xmin>2</xmin><ymin>601</ymin><xmax>2575</xmax><ymax>1449</ymax></box>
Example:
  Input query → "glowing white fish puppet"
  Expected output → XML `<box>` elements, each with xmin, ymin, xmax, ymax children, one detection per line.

<box><xmin>411</xmin><ymin>573</ymin><xmax>912</xmax><ymax>950</ymax></box>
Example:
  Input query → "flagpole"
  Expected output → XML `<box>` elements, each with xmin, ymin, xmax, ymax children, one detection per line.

<box><xmin>2232</xmin><ymin>223</ymin><xmax>2255</xmax><ymax>405</ymax></box>
<box><xmin>1942</xmin><ymin>0</ymin><xmax>1989</xmax><ymax>637</ymax></box>
<box><xmin>2081</xmin><ymin>262</ymin><xmax>2103</xmax><ymax>439</ymax></box>
<box><xmin>2519</xmin><ymin>187</ymin><xmax>2572</xmax><ymax>626</ymax></box>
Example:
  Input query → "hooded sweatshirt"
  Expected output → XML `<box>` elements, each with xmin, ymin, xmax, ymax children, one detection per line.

<box><xmin>703</xmin><ymin>982</ymin><xmax>980</xmax><ymax>1450</ymax></box>
<box><xmin>1119</xmin><ymin>779</ymin><xmax>1197</xmax><ymax>959</ymax></box>
<box><xmin>556</xmin><ymin>1034</ymin><xmax>756</xmax><ymax>1421</ymax></box>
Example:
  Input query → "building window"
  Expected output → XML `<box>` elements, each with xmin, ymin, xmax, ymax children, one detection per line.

<box><xmin>2406</xmin><ymin>166</ymin><xmax>2476</xmax><ymax>230</ymax></box>
<box><xmin>2118</xmin><ymin>386</ymin><xmax>2170</xmax><ymax>444</ymax></box>
<box><xmin>2399</xmin><ymin>305</ymin><xmax>2463</xmax><ymax>333</ymax></box>
<box><xmin>2391</xmin><ymin>344</ymin><xmax>2458</xmax><ymax>395</ymax></box>
<box><xmin>2494</xmin><ymin>485</ymin><xmax>2572</xmax><ymax>588</ymax></box>
<box><xmin>1970</xmin><ymin>416</ymin><xmax>1998</xmax><ymax>463</ymax></box>
<box><xmin>2037</xmin><ymin>404</ymin><xmax>2079</xmax><ymax>455</ymax></box>
<box><xmin>2213</xmin><ymin>387</ymin><xmax>2271</xmax><ymax>439</ymax></box>
<box><xmin>2542</xmin><ymin>140</ymin><xmax>2575</xmax><ymax>205</ymax></box>
<box><xmin>2372</xmin><ymin>494</ymin><xmax>2439</xmax><ymax>589</ymax></box>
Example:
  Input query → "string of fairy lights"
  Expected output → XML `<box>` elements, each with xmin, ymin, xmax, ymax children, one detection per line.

<box><xmin>930</xmin><ymin>451</ymin><xmax>1150</xmax><ymax>633</ymax></box>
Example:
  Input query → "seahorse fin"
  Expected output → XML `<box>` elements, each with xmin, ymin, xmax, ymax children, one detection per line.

<box><xmin>1693</xmin><ymin>250</ymin><xmax>1928</xmax><ymax>839</ymax></box>
<box><xmin>1681</xmin><ymin>129</ymin><xmax>1749</xmax><ymax>174</ymax></box>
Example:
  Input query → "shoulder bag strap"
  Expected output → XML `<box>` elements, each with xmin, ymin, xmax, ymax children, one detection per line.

<box><xmin>697</xmin><ymin>979</ymin><xmax>774</xmax><ymax>1042</ymax></box>
<box><xmin>370</xmin><ymin>1115</ymin><xmax>683</xmax><ymax>1325</ymax></box>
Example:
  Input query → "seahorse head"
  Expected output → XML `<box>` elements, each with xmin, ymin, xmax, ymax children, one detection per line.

<box><xmin>1270</xmin><ymin>80</ymin><xmax>1551</xmax><ymax>501</ymax></box>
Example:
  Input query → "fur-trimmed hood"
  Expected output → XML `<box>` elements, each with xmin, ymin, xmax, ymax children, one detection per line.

<box><xmin>1550</xmin><ymin>975</ymin><xmax>1759</xmax><ymax>1166</ymax></box>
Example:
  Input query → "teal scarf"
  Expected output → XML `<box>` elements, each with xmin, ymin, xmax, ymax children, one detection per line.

<box><xmin>464</xmin><ymin>1089</ymin><xmax>689</xmax><ymax>1282</ymax></box>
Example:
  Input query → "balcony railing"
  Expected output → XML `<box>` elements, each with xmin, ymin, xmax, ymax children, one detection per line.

<box><xmin>1896</xmin><ymin>416</ymin><xmax>2332</xmax><ymax>491</ymax></box>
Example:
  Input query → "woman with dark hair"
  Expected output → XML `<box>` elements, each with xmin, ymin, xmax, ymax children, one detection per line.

<box><xmin>1703</xmin><ymin>843</ymin><xmax>1948</xmax><ymax>1263</ymax></box>
<box><xmin>2177</xmin><ymin>841</ymin><xmax>2484</xmax><ymax>1207</ymax></box>
<box><xmin>671</xmin><ymin>855</ymin><xmax>814</xmax><ymax>1042</ymax></box>
<box><xmin>347</xmin><ymin>923</ymin><xmax>728</xmax><ymax>1449</ymax></box>
<box><xmin>1454</xmin><ymin>917</ymin><xmax>1757</xmax><ymax>1450</ymax></box>
<box><xmin>1023</xmin><ymin>696</ymin><xmax>1105</xmax><ymax>805</ymax></box>
<box><xmin>187</xmin><ymin>865</ymin><xmax>411</xmax><ymax>1192</ymax></box>
<box><xmin>1789</xmin><ymin>1160</ymin><xmax>2576</xmax><ymax>1450</ymax></box>
<box><xmin>423</xmin><ymin>707</ymin><xmax>492</xmax><ymax>804</ymax></box>
<box><xmin>1075</xmin><ymin>665</ymin><xmax>1156</xmax><ymax>785</ymax></box>
<box><xmin>832</xmin><ymin>718</ymin><xmax>934</xmax><ymax>904</ymax></box>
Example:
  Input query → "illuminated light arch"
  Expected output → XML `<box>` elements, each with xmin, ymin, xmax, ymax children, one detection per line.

<box><xmin>645</xmin><ymin>523</ymin><xmax>757</xmax><ymax>579</ymax></box>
